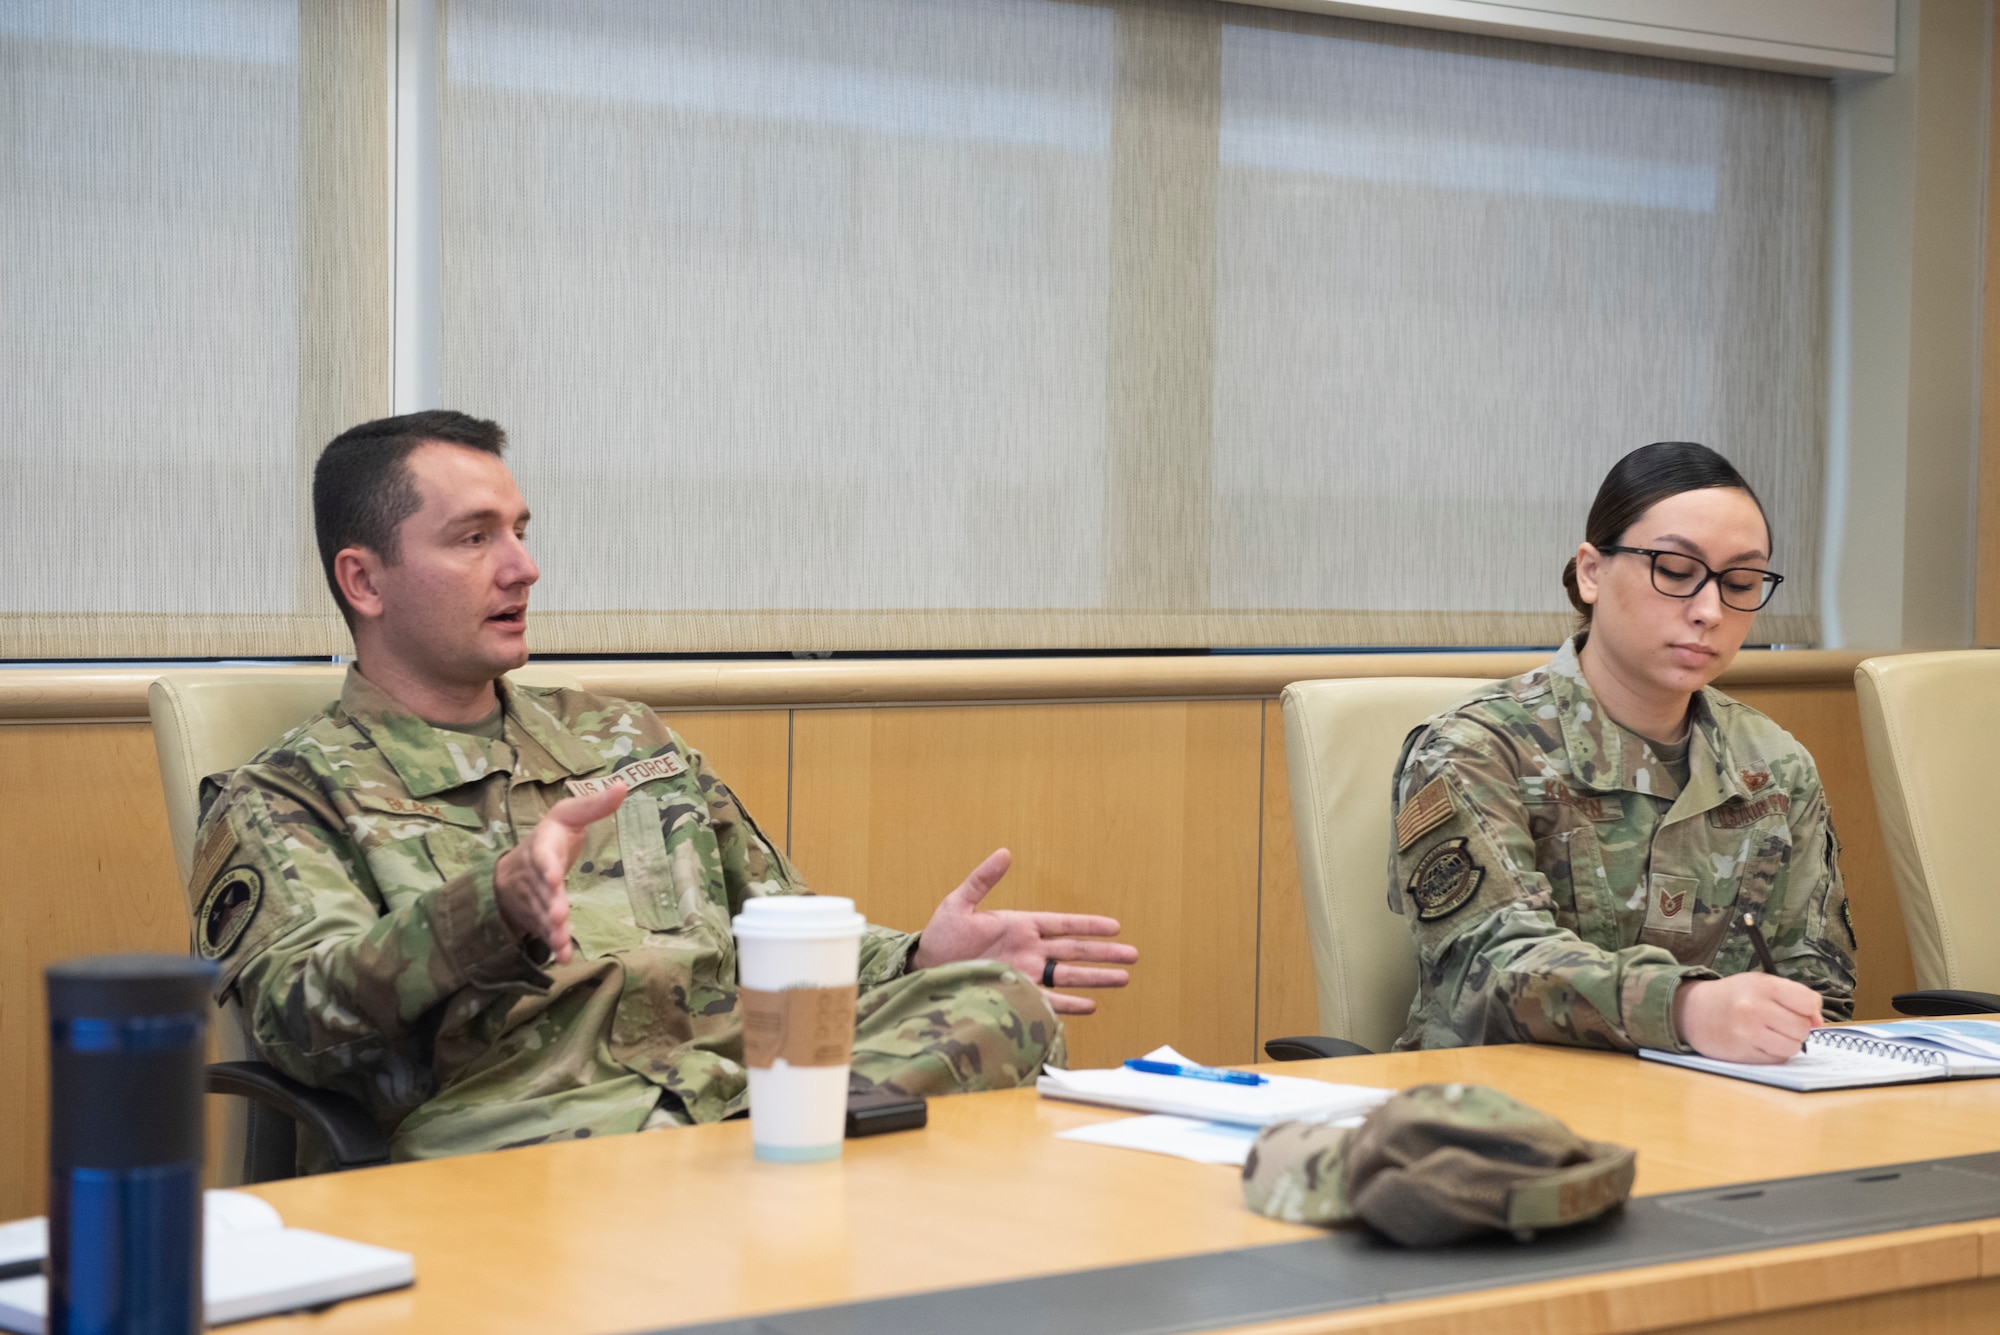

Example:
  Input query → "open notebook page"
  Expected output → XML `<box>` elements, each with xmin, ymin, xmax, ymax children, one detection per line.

<box><xmin>0</xmin><ymin>1191</ymin><xmax>412</xmax><ymax>1333</ymax></box>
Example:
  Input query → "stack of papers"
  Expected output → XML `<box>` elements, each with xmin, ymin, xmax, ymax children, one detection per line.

<box><xmin>0</xmin><ymin>1190</ymin><xmax>412</xmax><ymax>1333</ymax></box>
<box><xmin>1043</xmin><ymin>1046</ymin><xmax>1393</xmax><ymax>1166</ymax></box>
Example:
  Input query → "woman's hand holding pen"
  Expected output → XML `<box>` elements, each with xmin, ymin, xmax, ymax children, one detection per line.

<box><xmin>1674</xmin><ymin>973</ymin><xmax>1822</xmax><ymax>1064</ymax></box>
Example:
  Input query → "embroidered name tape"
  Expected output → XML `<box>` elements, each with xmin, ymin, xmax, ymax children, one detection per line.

<box><xmin>566</xmin><ymin>751</ymin><xmax>687</xmax><ymax>798</ymax></box>
<box><xmin>1521</xmin><ymin>778</ymin><xmax>1618</xmax><ymax>823</ymax></box>
<box><xmin>1711</xmin><ymin>792</ymin><xmax>1791</xmax><ymax>829</ymax></box>
<box><xmin>366</xmin><ymin>794</ymin><xmax>450</xmax><ymax>821</ymax></box>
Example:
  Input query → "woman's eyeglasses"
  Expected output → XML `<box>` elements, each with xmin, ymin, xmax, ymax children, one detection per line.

<box><xmin>1596</xmin><ymin>546</ymin><xmax>1783</xmax><ymax>612</ymax></box>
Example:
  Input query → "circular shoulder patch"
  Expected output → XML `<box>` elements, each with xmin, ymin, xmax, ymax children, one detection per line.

<box><xmin>197</xmin><ymin>866</ymin><xmax>263</xmax><ymax>960</ymax></box>
<box><xmin>1408</xmin><ymin>838</ymin><xmax>1485</xmax><ymax>921</ymax></box>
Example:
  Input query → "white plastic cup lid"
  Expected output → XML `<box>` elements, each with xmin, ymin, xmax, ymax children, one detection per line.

<box><xmin>732</xmin><ymin>896</ymin><xmax>867</xmax><ymax>940</ymax></box>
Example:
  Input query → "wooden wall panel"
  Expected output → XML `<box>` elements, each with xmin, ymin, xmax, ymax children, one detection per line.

<box><xmin>654</xmin><ymin>710</ymin><xmax>792</xmax><ymax>849</ymax></box>
<box><xmin>788</xmin><ymin>702</ymin><xmax>1264</xmax><ymax>1070</ymax></box>
<box><xmin>1679</xmin><ymin>1276</ymin><xmax>2000</xmax><ymax>1335</ymax></box>
<box><xmin>0</xmin><ymin>724</ymin><xmax>186</xmax><ymax>1221</ymax></box>
<box><xmin>1728</xmin><ymin>682</ymin><xmax>1914</xmax><ymax>1020</ymax></box>
<box><xmin>1255</xmin><ymin>699</ymin><xmax>1320</xmax><ymax>1052</ymax></box>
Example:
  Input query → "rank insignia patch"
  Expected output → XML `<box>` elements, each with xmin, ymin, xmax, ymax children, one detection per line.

<box><xmin>1408</xmin><ymin>838</ymin><xmax>1484</xmax><ymax>920</ymax></box>
<box><xmin>1396</xmin><ymin>776</ymin><xmax>1453</xmax><ymax>851</ymax></box>
<box><xmin>197</xmin><ymin>867</ymin><xmax>263</xmax><ymax>960</ymax></box>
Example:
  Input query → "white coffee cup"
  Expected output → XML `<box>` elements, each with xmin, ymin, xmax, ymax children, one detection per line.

<box><xmin>732</xmin><ymin>896</ymin><xmax>867</xmax><ymax>1162</ymax></box>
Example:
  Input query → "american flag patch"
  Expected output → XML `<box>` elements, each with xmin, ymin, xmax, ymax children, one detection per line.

<box><xmin>1396</xmin><ymin>775</ymin><xmax>1454</xmax><ymax>850</ymax></box>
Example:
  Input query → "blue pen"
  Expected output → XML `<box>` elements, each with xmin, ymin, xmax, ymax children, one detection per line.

<box><xmin>1124</xmin><ymin>1058</ymin><xmax>1268</xmax><ymax>1086</ymax></box>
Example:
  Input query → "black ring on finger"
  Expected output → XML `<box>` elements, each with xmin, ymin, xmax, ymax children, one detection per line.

<box><xmin>1041</xmin><ymin>957</ymin><xmax>1058</xmax><ymax>988</ymax></box>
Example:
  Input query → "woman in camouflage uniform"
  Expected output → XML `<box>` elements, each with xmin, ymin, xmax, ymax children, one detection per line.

<box><xmin>1390</xmin><ymin>442</ymin><xmax>1855</xmax><ymax>1064</ymax></box>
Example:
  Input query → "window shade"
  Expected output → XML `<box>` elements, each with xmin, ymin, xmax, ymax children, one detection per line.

<box><xmin>2</xmin><ymin>0</ymin><xmax>1825</xmax><ymax>658</ymax></box>
<box><xmin>442</xmin><ymin>0</ymin><xmax>1826</xmax><ymax>653</ymax></box>
<box><xmin>0</xmin><ymin>0</ymin><xmax>384</xmax><ymax>660</ymax></box>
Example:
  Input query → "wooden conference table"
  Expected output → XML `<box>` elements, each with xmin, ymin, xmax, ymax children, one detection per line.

<box><xmin>236</xmin><ymin>1044</ymin><xmax>2000</xmax><ymax>1335</ymax></box>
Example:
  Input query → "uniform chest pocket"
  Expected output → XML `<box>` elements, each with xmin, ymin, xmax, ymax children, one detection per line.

<box><xmin>615</xmin><ymin>787</ymin><xmax>684</xmax><ymax>931</ymax></box>
<box><xmin>1533</xmin><ymin>821</ymin><xmax>1619</xmax><ymax>948</ymax></box>
<box><xmin>362</xmin><ymin>826</ymin><xmax>492</xmax><ymax>913</ymax></box>
<box><xmin>1716</xmin><ymin>818</ymin><xmax>1793</xmax><ymax>919</ymax></box>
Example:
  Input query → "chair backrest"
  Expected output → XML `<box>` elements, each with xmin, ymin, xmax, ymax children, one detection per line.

<box><xmin>149</xmin><ymin>668</ymin><xmax>347</xmax><ymax>888</ymax></box>
<box><xmin>1854</xmin><ymin>652</ymin><xmax>2000</xmax><ymax>992</ymax></box>
<box><xmin>1280</xmin><ymin>676</ymin><xmax>1490</xmax><ymax>1052</ymax></box>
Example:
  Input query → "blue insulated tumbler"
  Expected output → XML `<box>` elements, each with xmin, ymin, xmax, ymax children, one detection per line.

<box><xmin>46</xmin><ymin>955</ymin><xmax>215</xmax><ymax>1335</ymax></box>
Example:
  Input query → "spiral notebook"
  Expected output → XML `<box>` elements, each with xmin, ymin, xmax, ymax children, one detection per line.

<box><xmin>1640</xmin><ymin>1019</ymin><xmax>2000</xmax><ymax>1091</ymax></box>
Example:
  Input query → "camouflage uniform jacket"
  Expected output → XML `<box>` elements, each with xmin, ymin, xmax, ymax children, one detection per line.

<box><xmin>1390</xmin><ymin>637</ymin><xmax>1856</xmax><ymax>1053</ymax></box>
<box><xmin>189</xmin><ymin>668</ymin><xmax>917</xmax><ymax>1157</ymax></box>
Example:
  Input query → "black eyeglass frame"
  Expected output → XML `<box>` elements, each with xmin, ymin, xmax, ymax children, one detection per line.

<box><xmin>1595</xmin><ymin>545</ymin><xmax>1785</xmax><ymax>612</ymax></box>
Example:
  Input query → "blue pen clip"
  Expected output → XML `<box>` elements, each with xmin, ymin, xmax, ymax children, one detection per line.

<box><xmin>1124</xmin><ymin>1058</ymin><xmax>1268</xmax><ymax>1086</ymax></box>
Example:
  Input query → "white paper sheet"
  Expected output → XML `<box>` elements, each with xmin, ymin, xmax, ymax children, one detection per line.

<box><xmin>1038</xmin><ymin>1046</ymin><xmax>1393</xmax><ymax>1128</ymax></box>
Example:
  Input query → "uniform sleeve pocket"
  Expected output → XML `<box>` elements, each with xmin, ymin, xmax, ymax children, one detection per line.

<box><xmin>201</xmin><ymin>799</ymin><xmax>311</xmax><ymax>995</ymax></box>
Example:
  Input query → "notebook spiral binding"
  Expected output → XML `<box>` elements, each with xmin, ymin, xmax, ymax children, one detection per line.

<box><xmin>1809</xmin><ymin>1030</ymin><xmax>1949</xmax><ymax>1067</ymax></box>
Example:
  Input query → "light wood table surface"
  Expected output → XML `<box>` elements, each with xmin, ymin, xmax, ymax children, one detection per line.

<box><xmin>238</xmin><ymin>1044</ymin><xmax>2000</xmax><ymax>1335</ymax></box>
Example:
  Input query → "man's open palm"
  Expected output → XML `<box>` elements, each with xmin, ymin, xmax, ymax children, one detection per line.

<box><xmin>910</xmin><ymin>848</ymin><xmax>1137</xmax><ymax>1014</ymax></box>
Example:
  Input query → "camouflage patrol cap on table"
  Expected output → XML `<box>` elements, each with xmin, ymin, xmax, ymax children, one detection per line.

<box><xmin>1242</xmin><ymin>1083</ymin><xmax>1635</xmax><ymax>1247</ymax></box>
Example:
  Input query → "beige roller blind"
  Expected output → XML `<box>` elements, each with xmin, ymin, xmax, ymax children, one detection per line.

<box><xmin>0</xmin><ymin>0</ymin><xmax>384</xmax><ymax>660</ymax></box>
<box><xmin>3</xmin><ymin>0</ymin><xmax>1823</xmax><ymax>658</ymax></box>
<box><xmin>439</xmin><ymin>0</ymin><xmax>1826</xmax><ymax>654</ymax></box>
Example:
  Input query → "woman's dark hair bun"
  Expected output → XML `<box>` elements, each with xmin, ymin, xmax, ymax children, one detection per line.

<box><xmin>1561</xmin><ymin>556</ymin><xmax>1588</xmax><ymax>616</ymax></box>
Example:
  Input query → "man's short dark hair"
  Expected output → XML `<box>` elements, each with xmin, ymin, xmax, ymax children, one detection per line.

<box><xmin>313</xmin><ymin>410</ymin><xmax>508</xmax><ymax>625</ymax></box>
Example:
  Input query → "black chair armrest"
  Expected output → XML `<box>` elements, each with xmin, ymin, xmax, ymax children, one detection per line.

<box><xmin>1890</xmin><ymin>990</ymin><xmax>2000</xmax><ymax>1017</ymax></box>
<box><xmin>1262</xmin><ymin>1035</ymin><xmax>1374</xmax><ymax>1061</ymax></box>
<box><xmin>206</xmin><ymin>1061</ymin><xmax>391</xmax><ymax>1172</ymax></box>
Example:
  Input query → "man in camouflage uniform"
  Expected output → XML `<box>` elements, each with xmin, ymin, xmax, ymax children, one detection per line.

<box><xmin>188</xmin><ymin>411</ymin><xmax>1135</xmax><ymax>1159</ymax></box>
<box><xmin>1390</xmin><ymin>637</ymin><xmax>1855</xmax><ymax>1054</ymax></box>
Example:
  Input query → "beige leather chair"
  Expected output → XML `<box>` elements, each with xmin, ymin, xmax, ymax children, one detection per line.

<box><xmin>1855</xmin><ymin>652</ymin><xmax>2000</xmax><ymax>1015</ymax></box>
<box><xmin>1273</xmin><ymin>676</ymin><xmax>1489</xmax><ymax>1056</ymax></box>
<box><xmin>149</xmin><ymin>664</ymin><xmax>582</xmax><ymax>1179</ymax></box>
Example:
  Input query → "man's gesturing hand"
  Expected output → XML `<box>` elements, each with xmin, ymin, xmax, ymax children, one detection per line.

<box><xmin>493</xmin><ymin>782</ymin><xmax>627</xmax><ymax>965</ymax></box>
<box><xmin>909</xmin><ymin>848</ymin><xmax>1138</xmax><ymax>1015</ymax></box>
<box><xmin>1673</xmin><ymin>972</ymin><xmax>1822</xmax><ymax>1064</ymax></box>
